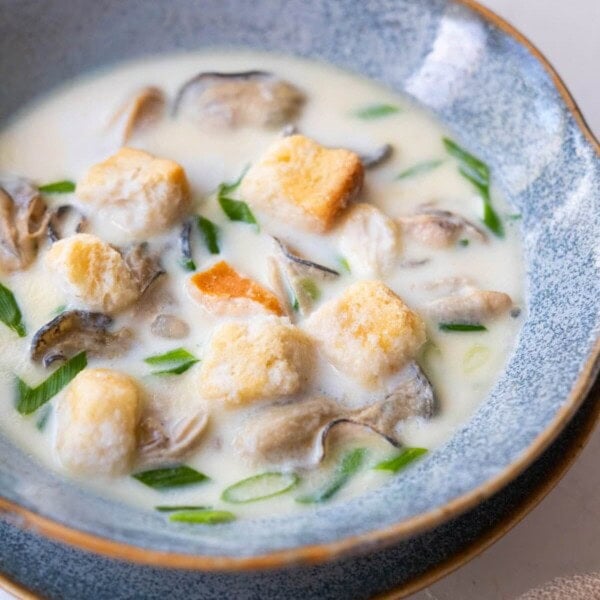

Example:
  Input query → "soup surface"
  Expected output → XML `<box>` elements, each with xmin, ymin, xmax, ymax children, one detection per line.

<box><xmin>0</xmin><ymin>52</ymin><xmax>524</xmax><ymax>520</ymax></box>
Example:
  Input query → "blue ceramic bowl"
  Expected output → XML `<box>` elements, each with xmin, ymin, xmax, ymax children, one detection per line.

<box><xmin>0</xmin><ymin>0</ymin><xmax>598</xmax><ymax>570</ymax></box>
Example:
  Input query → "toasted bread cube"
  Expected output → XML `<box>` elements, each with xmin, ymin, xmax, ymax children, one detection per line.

<box><xmin>305</xmin><ymin>281</ymin><xmax>426</xmax><ymax>386</ymax></box>
<box><xmin>240</xmin><ymin>134</ymin><xmax>363</xmax><ymax>233</ymax></box>
<box><xmin>77</xmin><ymin>147</ymin><xmax>190</xmax><ymax>238</ymax></box>
<box><xmin>188</xmin><ymin>260</ymin><xmax>284</xmax><ymax>317</ymax></box>
<box><xmin>56</xmin><ymin>368</ymin><xmax>141</xmax><ymax>476</ymax></box>
<box><xmin>45</xmin><ymin>233</ymin><xmax>138</xmax><ymax>313</ymax></box>
<box><xmin>336</xmin><ymin>203</ymin><xmax>400</xmax><ymax>277</ymax></box>
<box><xmin>199</xmin><ymin>317</ymin><xmax>313</xmax><ymax>406</ymax></box>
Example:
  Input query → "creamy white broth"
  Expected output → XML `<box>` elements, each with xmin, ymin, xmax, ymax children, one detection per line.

<box><xmin>0</xmin><ymin>51</ymin><xmax>524</xmax><ymax>517</ymax></box>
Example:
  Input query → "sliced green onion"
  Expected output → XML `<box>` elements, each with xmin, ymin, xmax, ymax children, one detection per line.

<box><xmin>443</xmin><ymin>137</ymin><xmax>504</xmax><ymax>237</ymax></box>
<box><xmin>144</xmin><ymin>347</ymin><xmax>199</xmax><ymax>376</ymax></box>
<box><xmin>0</xmin><ymin>282</ymin><xmax>26</xmax><ymax>337</ymax></box>
<box><xmin>443</xmin><ymin>138</ymin><xmax>489</xmax><ymax>183</ymax></box>
<box><xmin>38</xmin><ymin>180</ymin><xmax>76</xmax><ymax>194</ymax></box>
<box><xmin>144</xmin><ymin>348</ymin><xmax>196</xmax><ymax>365</ymax></box>
<box><xmin>169</xmin><ymin>509</ymin><xmax>235</xmax><ymax>525</ymax></box>
<box><xmin>218</xmin><ymin>197</ymin><xmax>257</xmax><ymax>227</ymax></box>
<box><xmin>374</xmin><ymin>447</ymin><xmax>428</xmax><ymax>473</ymax></box>
<box><xmin>338</xmin><ymin>257</ymin><xmax>351</xmax><ymax>274</ymax></box>
<box><xmin>506</xmin><ymin>213</ymin><xmax>522</xmax><ymax>221</ymax></box>
<box><xmin>458</xmin><ymin>239</ymin><xmax>470</xmax><ymax>247</ymax></box>
<box><xmin>292</xmin><ymin>296</ymin><xmax>300</xmax><ymax>312</ymax></box>
<box><xmin>396</xmin><ymin>160</ymin><xmax>443</xmax><ymax>180</ymax></box>
<box><xmin>299</xmin><ymin>278</ymin><xmax>320</xmax><ymax>301</ymax></box>
<box><xmin>181</xmin><ymin>257</ymin><xmax>196</xmax><ymax>272</ymax></box>
<box><xmin>463</xmin><ymin>344</ymin><xmax>491</xmax><ymax>374</ymax></box>
<box><xmin>197</xmin><ymin>216</ymin><xmax>220</xmax><ymax>254</ymax></box>
<box><xmin>222</xmin><ymin>472</ymin><xmax>299</xmax><ymax>504</ymax></box>
<box><xmin>16</xmin><ymin>352</ymin><xmax>87</xmax><ymax>415</ymax></box>
<box><xmin>354</xmin><ymin>104</ymin><xmax>400</xmax><ymax>120</ymax></box>
<box><xmin>155</xmin><ymin>505</ymin><xmax>210</xmax><ymax>512</ymax></box>
<box><xmin>297</xmin><ymin>448</ymin><xmax>367</xmax><ymax>504</ymax></box>
<box><xmin>52</xmin><ymin>304</ymin><xmax>67</xmax><ymax>316</ymax></box>
<box><xmin>217</xmin><ymin>165</ymin><xmax>250</xmax><ymax>198</ymax></box>
<box><xmin>133</xmin><ymin>465</ymin><xmax>208</xmax><ymax>490</ymax></box>
<box><xmin>151</xmin><ymin>360</ymin><xmax>198</xmax><ymax>376</ymax></box>
<box><xmin>439</xmin><ymin>323</ymin><xmax>487</xmax><ymax>332</ymax></box>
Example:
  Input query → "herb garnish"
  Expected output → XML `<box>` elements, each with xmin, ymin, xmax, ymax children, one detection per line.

<box><xmin>396</xmin><ymin>160</ymin><xmax>443</xmax><ymax>180</ymax></box>
<box><xmin>155</xmin><ymin>505</ymin><xmax>210</xmax><ymax>512</ymax></box>
<box><xmin>16</xmin><ymin>352</ymin><xmax>87</xmax><ymax>415</ymax></box>
<box><xmin>354</xmin><ymin>104</ymin><xmax>400</xmax><ymax>120</ymax></box>
<box><xmin>38</xmin><ymin>180</ymin><xmax>76</xmax><ymax>194</ymax></box>
<box><xmin>338</xmin><ymin>257</ymin><xmax>351</xmax><ymax>274</ymax></box>
<box><xmin>217</xmin><ymin>166</ymin><xmax>258</xmax><ymax>227</ymax></box>
<box><xmin>297</xmin><ymin>448</ymin><xmax>367</xmax><ymax>504</ymax></box>
<box><xmin>439</xmin><ymin>323</ymin><xmax>487</xmax><ymax>332</ymax></box>
<box><xmin>169</xmin><ymin>509</ymin><xmax>235</xmax><ymax>525</ymax></box>
<box><xmin>133</xmin><ymin>465</ymin><xmax>209</xmax><ymax>490</ymax></box>
<box><xmin>374</xmin><ymin>447</ymin><xmax>428</xmax><ymax>473</ymax></box>
<box><xmin>144</xmin><ymin>347</ymin><xmax>199</xmax><ymax>376</ymax></box>
<box><xmin>299</xmin><ymin>278</ymin><xmax>320</xmax><ymax>301</ymax></box>
<box><xmin>458</xmin><ymin>239</ymin><xmax>470</xmax><ymax>247</ymax></box>
<box><xmin>197</xmin><ymin>216</ymin><xmax>220</xmax><ymax>254</ymax></box>
<box><xmin>36</xmin><ymin>406</ymin><xmax>52</xmax><ymax>431</ymax></box>
<box><xmin>218</xmin><ymin>197</ymin><xmax>257</xmax><ymax>227</ymax></box>
<box><xmin>442</xmin><ymin>138</ymin><xmax>504</xmax><ymax>237</ymax></box>
<box><xmin>0</xmin><ymin>282</ymin><xmax>26</xmax><ymax>337</ymax></box>
<box><xmin>222</xmin><ymin>472</ymin><xmax>299</xmax><ymax>504</ymax></box>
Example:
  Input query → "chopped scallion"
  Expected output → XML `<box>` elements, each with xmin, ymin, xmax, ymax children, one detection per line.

<box><xmin>155</xmin><ymin>505</ymin><xmax>210</xmax><ymax>512</ymax></box>
<box><xmin>218</xmin><ymin>197</ymin><xmax>257</xmax><ymax>227</ymax></box>
<box><xmin>297</xmin><ymin>448</ymin><xmax>367</xmax><ymax>504</ymax></box>
<box><xmin>169</xmin><ymin>509</ymin><xmax>235</xmax><ymax>525</ymax></box>
<box><xmin>38</xmin><ymin>180</ymin><xmax>76</xmax><ymax>194</ymax></box>
<box><xmin>0</xmin><ymin>282</ymin><xmax>26</xmax><ymax>337</ymax></box>
<box><xmin>443</xmin><ymin>137</ymin><xmax>504</xmax><ymax>237</ymax></box>
<box><xmin>222</xmin><ymin>472</ymin><xmax>299</xmax><ymax>504</ymax></box>
<box><xmin>374</xmin><ymin>447</ymin><xmax>428</xmax><ymax>473</ymax></box>
<box><xmin>354</xmin><ymin>104</ymin><xmax>400</xmax><ymax>120</ymax></box>
<box><xmin>16</xmin><ymin>352</ymin><xmax>87</xmax><ymax>415</ymax></box>
<box><xmin>133</xmin><ymin>465</ymin><xmax>208</xmax><ymax>490</ymax></box>
<box><xmin>299</xmin><ymin>278</ymin><xmax>320</xmax><ymax>301</ymax></box>
<box><xmin>181</xmin><ymin>257</ymin><xmax>196</xmax><ymax>272</ymax></box>
<box><xmin>197</xmin><ymin>216</ymin><xmax>220</xmax><ymax>254</ymax></box>
<box><xmin>439</xmin><ymin>323</ymin><xmax>487</xmax><ymax>332</ymax></box>
<box><xmin>396</xmin><ymin>160</ymin><xmax>443</xmax><ymax>180</ymax></box>
<box><xmin>458</xmin><ymin>239</ymin><xmax>470</xmax><ymax>247</ymax></box>
<box><xmin>338</xmin><ymin>257</ymin><xmax>351</xmax><ymax>274</ymax></box>
<box><xmin>144</xmin><ymin>348</ymin><xmax>196</xmax><ymax>365</ymax></box>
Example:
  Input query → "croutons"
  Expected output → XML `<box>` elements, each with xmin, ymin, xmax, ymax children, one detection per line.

<box><xmin>56</xmin><ymin>368</ymin><xmax>141</xmax><ymax>476</ymax></box>
<box><xmin>240</xmin><ymin>134</ymin><xmax>363</xmax><ymax>233</ymax></box>
<box><xmin>336</xmin><ymin>203</ymin><xmax>400</xmax><ymax>277</ymax></box>
<box><xmin>76</xmin><ymin>147</ymin><xmax>190</xmax><ymax>238</ymax></box>
<box><xmin>304</xmin><ymin>281</ymin><xmax>426</xmax><ymax>387</ymax></box>
<box><xmin>188</xmin><ymin>260</ymin><xmax>284</xmax><ymax>317</ymax></box>
<box><xmin>45</xmin><ymin>233</ymin><xmax>138</xmax><ymax>313</ymax></box>
<box><xmin>198</xmin><ymin>317</ymin><xmax>313</xmax><ymax>406</ymax></box>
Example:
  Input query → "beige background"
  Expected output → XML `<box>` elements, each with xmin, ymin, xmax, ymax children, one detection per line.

<box><xmin>1</xmin><ymin>1</ymin><xmax>598</xmax><ymax>599</ymax></box>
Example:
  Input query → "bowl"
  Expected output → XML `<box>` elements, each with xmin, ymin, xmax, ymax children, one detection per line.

<box><xmin>0</xmin><ymin>0</ymin><xmax>598</xmax><ymax>570</ymax></box>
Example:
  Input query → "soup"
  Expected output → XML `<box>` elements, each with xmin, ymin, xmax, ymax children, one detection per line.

<box><xmin>0</xmin><ymin>52</ymin><xmax>523</xmax><ymax>522</ymax></box>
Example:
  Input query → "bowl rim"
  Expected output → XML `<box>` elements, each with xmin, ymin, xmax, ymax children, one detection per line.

<box><xmin>0</xmin><ymin>0</ymin><xmax>599</xmax><ymax>573</ymax></box>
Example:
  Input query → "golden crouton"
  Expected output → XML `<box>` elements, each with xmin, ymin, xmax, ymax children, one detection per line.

<box><xmin>304</xmin><ymin>281</ymin><xmax>426</xmax><ymax>387</ymax></box>
<box><xmin>188</xmin><ymin>260</ymin><xmax>284</xmax><ymax>317</ymax></box>
<box><xmin>76</xmin><ymin>147</ymin><xmax>190</xmax><ymax>238</ymax></box>
<box><xmin>240</xmin><ymin>134</ymin><xmax>363</xmax><ymax>233</ymax></box>
<box><xmin>45</xmin><ymin>233</ymin><xmax>138</xmax><ymax>313</ymax></box>
<box><xmin>56</xmin><ymin>368</ymin><xmax>141</xmax><ymax>476</ymax></box>
<box><xmin>198</xmin><ymin>317</ymin><xmax>313</xmax><ymax>406</ymax></box>
<box><xmin>336</xmin><ymin>203</ymin><xmax>400</xmax><ymax>277</ymax></box>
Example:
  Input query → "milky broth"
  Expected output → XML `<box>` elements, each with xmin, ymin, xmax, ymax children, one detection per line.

<box><xmin>0</xmin><ymin>51</ymin><xmax>524</xmax><ymax>517</ymax></box>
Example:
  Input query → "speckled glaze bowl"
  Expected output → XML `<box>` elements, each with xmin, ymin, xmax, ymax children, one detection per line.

<box><xmin>0</xmin><ymin>0</ymin><xmax>599</xmax><ymax>572</ymax></box>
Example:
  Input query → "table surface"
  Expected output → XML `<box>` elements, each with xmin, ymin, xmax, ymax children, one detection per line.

<box><xmin>1</xmin><ymin>1</ymin><xmax>598</xmax><ymax>599</ymax></box>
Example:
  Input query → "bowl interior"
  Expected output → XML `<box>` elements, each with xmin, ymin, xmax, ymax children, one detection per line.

<box><xmin>0</xmin><ymin>0</ymin><xmax>599</xmax><ymax>560</ymax></box>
